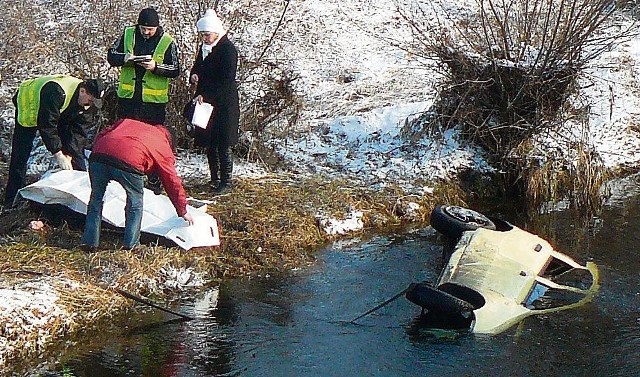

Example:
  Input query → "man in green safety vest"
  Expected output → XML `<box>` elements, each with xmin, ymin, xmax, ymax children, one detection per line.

<box><xmin>107</xmin><ymin>7</ymin><xmax>180</xmax><ymax>126</ymax></box>
<box><xmin>3</xmin><ymin>75</ymin><xmax>104</xmax><ymax>208</ymax></box>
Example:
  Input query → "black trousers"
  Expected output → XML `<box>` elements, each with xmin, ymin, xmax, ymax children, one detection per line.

<box><xmin>4</xmin><ymin>123</ymin><xmax>38</xmax><ymax>206</ymax></box>
<box><xmin>117</xmin><ymin>98</ymin><xmax>166</xmax><ymax>125</ymax></box>
<box><xmin>4</xmin><ymin>123</ymin><xmax>86</xmax><ymax>206</ymax></box>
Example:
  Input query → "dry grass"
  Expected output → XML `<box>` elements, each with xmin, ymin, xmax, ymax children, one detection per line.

<box><xmin>0</xmin><ymin>175</ymin><xmax>464</xmax><ymax>285</ymax></box>
<box><xmin>519</xmin><ymin>142</ymin><xmax>609</xmax><ymax>213</ymax></box>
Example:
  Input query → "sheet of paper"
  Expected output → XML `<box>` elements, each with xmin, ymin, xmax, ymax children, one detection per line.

<box><xmin>131</xmin><ymin>55</ymin><xmax>152</xmax><ymax>62</ymax></box>
<box><xmin>191</xmin><ymin>102</ymin><xmax>214</xmax><ymax>129</ymax></box>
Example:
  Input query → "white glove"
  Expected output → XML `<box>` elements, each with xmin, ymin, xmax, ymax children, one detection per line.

<box><xmin>124</xmin><ymin>53</ymin><xmax>133</xmax><ymax>62</ymax></box>
<box><xmin>54</xmin><ymin>151</ymin><xmax>73</xmax><ymax>170</ymax></box>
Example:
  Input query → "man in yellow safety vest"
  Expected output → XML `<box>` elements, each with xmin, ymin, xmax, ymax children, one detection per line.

<box><xmin>3</xmin><ymin>75</ymin><xmax>104</xmax><ymax>208</ymax></box>
<box><xmin>107</xmin><ymin>7</ymin><xmax>179</xmax><ymax>126</ymax></box>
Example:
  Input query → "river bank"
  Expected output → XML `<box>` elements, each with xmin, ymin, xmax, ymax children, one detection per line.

<box><xmin>0</xmin><ymin>165</ymin><xmax>463</xmax><ymax>373</ymax></box>
<box><xmin>38</xmin><ymin>195</ymin><xmax>640</xmax><ymax>376</ymax></box>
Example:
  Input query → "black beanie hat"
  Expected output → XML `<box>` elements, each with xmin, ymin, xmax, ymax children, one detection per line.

<box><xmin>137</xmin><ymin>8</ymin><xmax>159</xmax><ymax>27</ymax></box>
<box><xmin>84</xmin><ymin>79</ymin><xmax>105</xmax><ymax>99</ymax></box>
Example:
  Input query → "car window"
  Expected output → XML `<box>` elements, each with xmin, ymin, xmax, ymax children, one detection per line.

<box><xmin>525</xmin><ymin>282</ymin><xmax>549</xmax><ymax>309</ymax></box>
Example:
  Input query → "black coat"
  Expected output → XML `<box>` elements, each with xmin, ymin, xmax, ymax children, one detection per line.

<box><xmin>190</xmin><ymin>35</ymin><xmax>240</xmax><ymax>147</ymax></box>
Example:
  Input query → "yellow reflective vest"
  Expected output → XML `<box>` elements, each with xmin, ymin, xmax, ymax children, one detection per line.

<box><xmin>16</xmin><ymin>75</ymin><xmax>82</xmax><ymax>127</ymax></box>
<box><xmin>117</xmin><ymin>26</ymin><xmax>173</xmax><ymax>103</ymax></box>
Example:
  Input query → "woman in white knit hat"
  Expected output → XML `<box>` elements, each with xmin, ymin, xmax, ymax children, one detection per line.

<box><xmin>189</xmin><ymin>9</ymin><xmax>240</xmax><ymax>194</ymax></box>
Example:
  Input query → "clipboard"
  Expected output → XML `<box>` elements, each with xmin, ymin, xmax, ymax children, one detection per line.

<box><xmin>191</xmin><ymin>102</ymin><xmax>214</xmax><ymax>129</ymax></box>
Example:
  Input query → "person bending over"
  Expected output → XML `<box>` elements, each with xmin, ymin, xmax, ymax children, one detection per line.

<box><xmin>81</xmin><ymin>118</ymin><xmax>194</xmax><ymax>251</ymax></box>
<box><xmin>4</xmin><ymin>75</ymin><xmax>104</xmax><ymax>208</ymax></box>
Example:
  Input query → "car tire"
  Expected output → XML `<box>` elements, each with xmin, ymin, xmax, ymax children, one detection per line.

<box><xmin>405</xmin><ymin>282</ymin><xmax>474</xmax><ymax>313</ymax></box>
<box><xmin>430</xmin><ymin>205</ymin><xmax>496</xmax><ymax>240</ymax></box>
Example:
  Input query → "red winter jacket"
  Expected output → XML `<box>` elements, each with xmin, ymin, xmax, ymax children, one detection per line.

<box><xmin>90</xmin><ymin>118</ymin><xmax>188</xmax><ymax>216</ymax></box>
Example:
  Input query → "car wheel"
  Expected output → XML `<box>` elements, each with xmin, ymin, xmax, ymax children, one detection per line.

<box><xmin>430</xmin><ymin>205</ymin><xmax>496</xmax><ymax>240</ymax></box>
<box><xmin>405</xmin><ymin>282</ymin><xmax>474</xmax><ymax>313</ymax></box>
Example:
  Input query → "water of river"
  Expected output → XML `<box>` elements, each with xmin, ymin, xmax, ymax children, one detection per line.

<box><xmin>26</xmin><ymin>178</ymin><xmax>640</xmax><ymax>377</ymax></box>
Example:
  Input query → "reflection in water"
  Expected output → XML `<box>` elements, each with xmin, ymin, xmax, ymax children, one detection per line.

<box><xmin>38</xmin><ymin>287</ymin><xmax>236</xmax><ymax>377</ymax></box>
<box><xmin>26</xmin><ymin>193</ymin><xmax>640</xmax><ymax>376</ymax></box>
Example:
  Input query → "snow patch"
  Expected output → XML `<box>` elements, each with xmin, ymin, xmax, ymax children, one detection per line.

<box><xmin>317</xmin><ymin>210</ymin><xmax>364</xmax><ymax>235</ymax></box>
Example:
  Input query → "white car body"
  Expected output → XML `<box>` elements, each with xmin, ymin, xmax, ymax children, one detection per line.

<box><xmin>440</xmin><ymin>224</ymin><xmax>599</xmax><ymax>334</ymax></box>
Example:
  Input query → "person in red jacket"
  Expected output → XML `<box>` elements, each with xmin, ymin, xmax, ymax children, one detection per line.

<box><xmin>81</xmin><ymin>118</ymin><xmax>194</xmax><ymax>250</ymax></box>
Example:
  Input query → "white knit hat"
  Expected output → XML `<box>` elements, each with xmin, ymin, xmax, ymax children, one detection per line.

<box><xmin>196</xmin><ymin>9</ymin><xmax>225</xmax><ymax>34</ymax></box>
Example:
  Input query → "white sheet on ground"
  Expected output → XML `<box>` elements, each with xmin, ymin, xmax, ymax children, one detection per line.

<box><xmin>17</xmin><ymin>170</ymin><xmax>220</xmax><ymax>250</ymax></box>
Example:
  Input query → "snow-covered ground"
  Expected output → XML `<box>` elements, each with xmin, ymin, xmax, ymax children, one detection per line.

<box><xmin>261</xmin><ymin>0</ymin><xmax>496</xmax><ymax>189</ymax></box>
<box><xmin>231</xmin><ymin>0</ymin><xmax>640</xmax><ymax>191</ymax></box>
<box><xmin>2</xmin><ymin>0</ymin><xmax>640</xmax><ymax>371</ymax></box>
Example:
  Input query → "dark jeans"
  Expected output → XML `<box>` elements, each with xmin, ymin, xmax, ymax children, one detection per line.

<box><xmin>82</xmin><ymin>161</ymin><xmax>145</xmax><ymax>249</ymax></box>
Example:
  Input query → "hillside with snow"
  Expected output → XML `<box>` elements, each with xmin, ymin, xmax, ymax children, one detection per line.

<box><xmin>258</xmin><ymin>0</ymin><xmax>640</xmax><ymax>189</ymax></box>
<box><xmin>1</xmin><ymin>0</ymin><xmax>639</xmax><ymax>194</ymax></box>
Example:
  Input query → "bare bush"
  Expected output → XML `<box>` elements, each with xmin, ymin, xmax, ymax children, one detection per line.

<box><xmin>235</xmin><ymin>61</ymin><xmax>302</xmax><ymax>163</ymax></box>
<box><xmin>401</xmin><ymin>0</ymin><xmax>623</xmax><ymax>150</ymax></box>
<box><xmin>398</xmin><ymin>0</ymin><xmax>630</xmax><ymax>210</ymax></box>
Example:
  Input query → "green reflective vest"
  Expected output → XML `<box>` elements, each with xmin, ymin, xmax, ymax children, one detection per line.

<box><xmin>16</xmin><ymin>75</ymin><xmax>82</xmax><ymax>127</ymax></box>
<box><xmin>117</xmin><ymin>26</ymin><xmax>173</xmax><ymax>103</ymax></box>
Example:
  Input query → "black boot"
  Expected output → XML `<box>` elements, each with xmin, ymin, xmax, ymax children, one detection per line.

<box><xmin>207</xmin><ymin>150</ymin><xmax>220</xmax><ymax>191</ymax></box>
<box><xmin>214</xmin><ymin>152</ymin><xmax>233</xmax><ymax>194</ymax></box>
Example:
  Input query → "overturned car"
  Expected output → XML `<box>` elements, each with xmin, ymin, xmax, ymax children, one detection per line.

<box><xmin>406</xmin><ymin>205</ymin><xmax>599</xmax><ymax>335</ymax></box>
